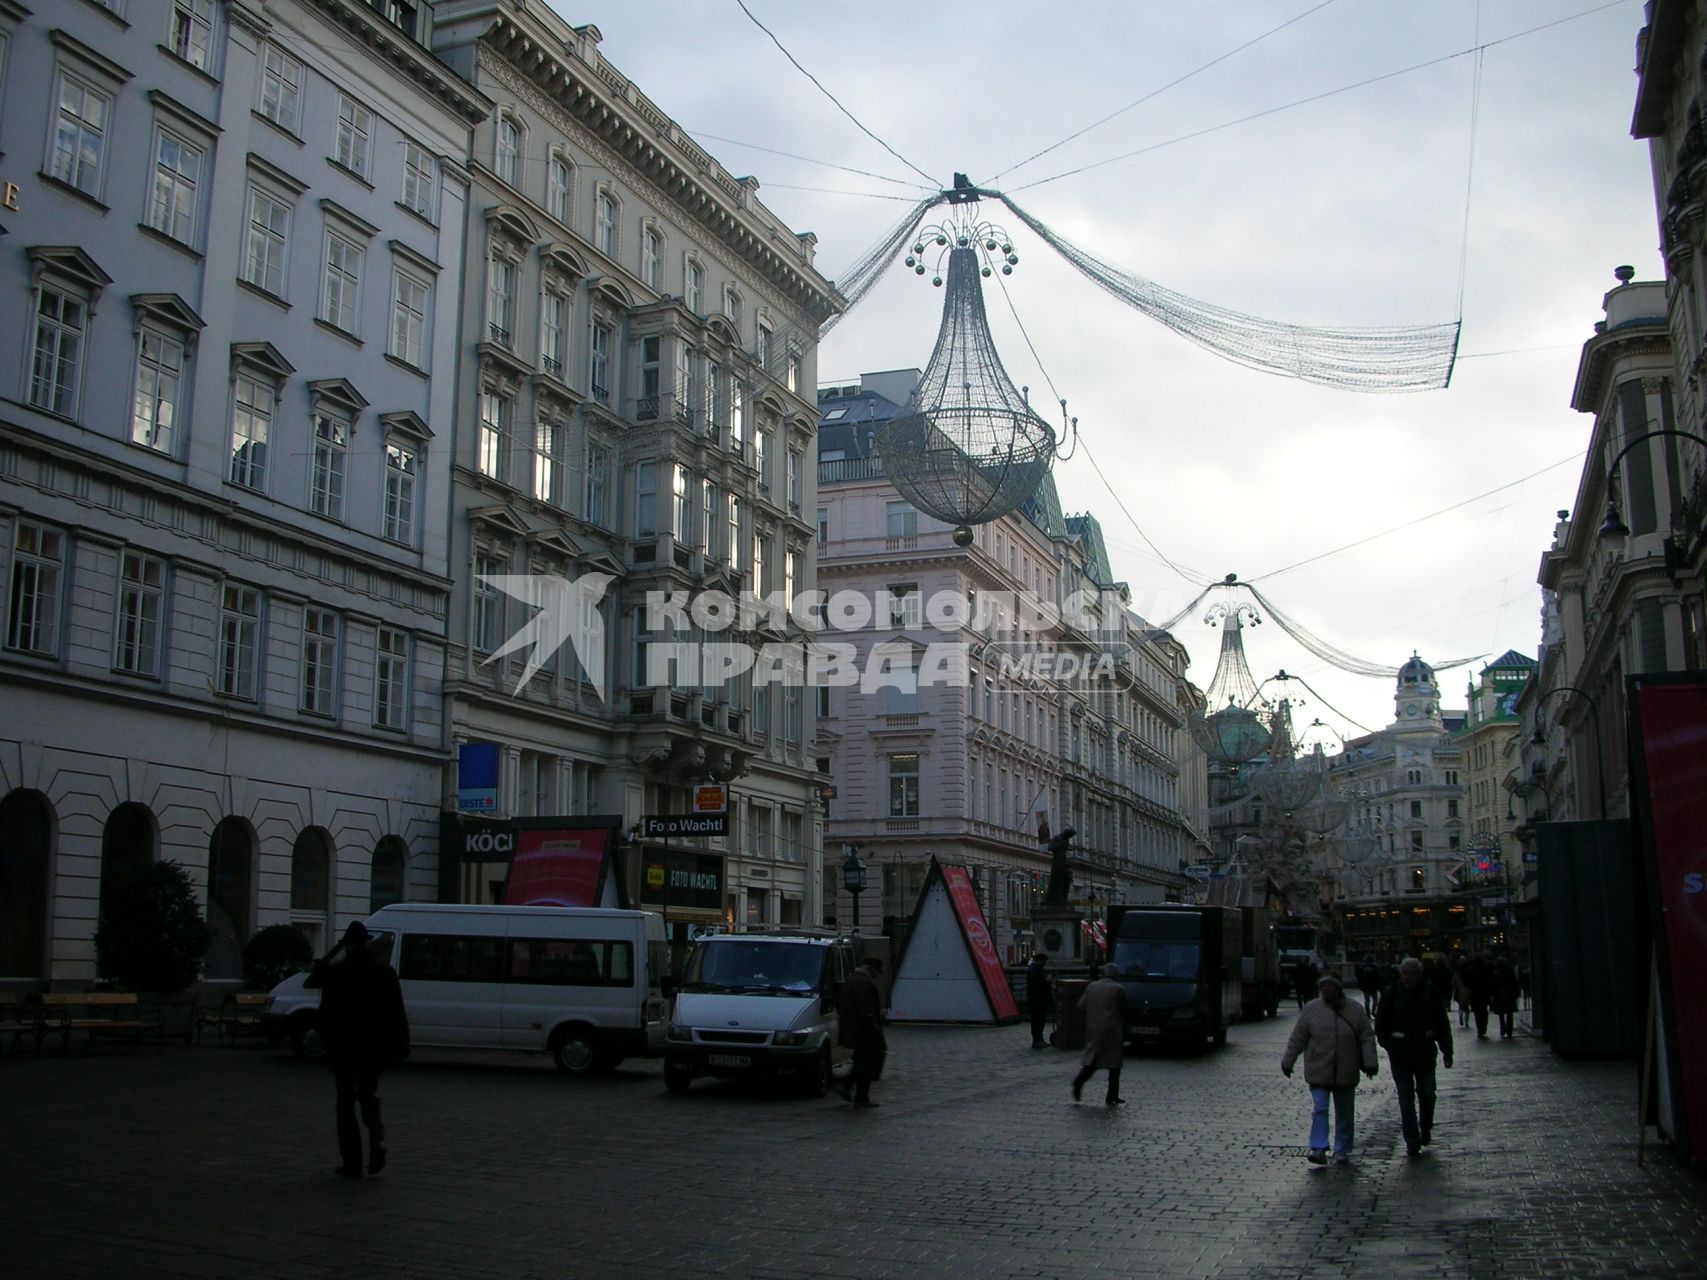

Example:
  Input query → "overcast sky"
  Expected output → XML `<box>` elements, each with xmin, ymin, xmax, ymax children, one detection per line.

<box><xmin>568</xmin><ymin>0</ymin><xmax>1658</xmax><ymax>741</ymax></box>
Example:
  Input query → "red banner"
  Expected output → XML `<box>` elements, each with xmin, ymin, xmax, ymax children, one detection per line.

<box><xmin>503</xmin><ymin>827</ymin><xmax>612</xmax><ymax>908</ymax></box>
<box><xmin>1634</xmin><ymin>683</ymin><xmax>1707</xmax><ymax>1162</ymax></box>
<box><xmin>940</xmin><ymin>864</ymin><xmax>1019</xmax><ymax>1020</ymax></box>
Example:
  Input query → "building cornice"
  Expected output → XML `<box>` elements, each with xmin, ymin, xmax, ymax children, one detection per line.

<box><xmin>303</xmin><ymin>0</ymin><xmax>491</xmax><ymax>124</ymax></box>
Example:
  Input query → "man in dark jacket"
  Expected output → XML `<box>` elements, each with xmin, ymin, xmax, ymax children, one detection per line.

<box><xmin>1356</xmin><ymin>955</ymin><xmax>1383</xmax><ymax>1015</ymax></box>
<box><xmin>1026</xmin><ymin>953</ymin><xmax>1051</xmax><ymax>1049</ymax></box>
<box><xmin>318</xmin><ymin>920</ymin><xmax>410</xmax><ymax>1177</ymax></box>
<box><xmin>836</xmin><ymin>956</ymin><xmax>887</xmax><ymax>1108</ymax></box>
<box><xmin>1376</xmin><ymin>956</ymin><xmax>1454</xmax><ymax>1157</ymax></box>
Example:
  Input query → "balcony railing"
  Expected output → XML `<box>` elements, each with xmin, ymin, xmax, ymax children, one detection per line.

<box><xmin>488</xmin><ymin>322</ymin><xmax>512</xmax><ymax>348</ymax></box>
<box><xmin>819</xmin><ymin>456</ymin><xmax>884</xmax><ymax>484</ymax></box>
<box><xmin>541</xmin><ymin>354</ymin><xmax>563</xmax><ymax>377</ymax></box>
<box><xmin>592</xmin><ymin>382</ymin><xmax>610</xmax><ymax>405</ymax></box>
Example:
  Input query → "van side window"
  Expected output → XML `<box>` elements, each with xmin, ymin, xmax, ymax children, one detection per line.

<box><xmin>399</xmin><ymin>934</ymin><xmax>506</xmax><ymax>982</ymax></box>
<box><xmin>509</xmin><ymin>938</ymin><xmax>634</xmax><ymax>987</ymax></box>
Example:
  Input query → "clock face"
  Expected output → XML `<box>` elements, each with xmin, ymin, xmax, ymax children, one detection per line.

<box><xmin>1404</xmin><ymin>704</ymin><xmax>1420</xmax><ymax>717</ymax></box>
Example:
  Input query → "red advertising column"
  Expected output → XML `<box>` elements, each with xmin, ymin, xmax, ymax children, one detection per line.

<box><xmin>1632</xmin><ymin>682</ymin><xmax>1707</xmax><ymax>1163</ymax></box>
<box><xmin>941</xmin><ymin>864</ymin><xmax>1019</xmax><ymax>1020</ymax></box>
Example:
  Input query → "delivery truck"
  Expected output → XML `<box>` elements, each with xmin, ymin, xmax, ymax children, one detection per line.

<box><xmin>1106</xmin><ymin>904</ymin><xmax>1243</xmax><ymax>1050</ymax></box>
<box><xmin>1239</xmin><ymin>905</ymin><xmax>1283</xmax><ymax>1020</ymax></box>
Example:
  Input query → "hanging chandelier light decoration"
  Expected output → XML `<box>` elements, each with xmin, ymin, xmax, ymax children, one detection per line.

<box><xmin>875</xmin><ymin>199</ymin><xmax>1060</xmax><ymax>545</ymax></box>
<box><xmin>1188</xmin><ymin>599</ymin><xmax>1274</xmax><ymax>767</ymax></box>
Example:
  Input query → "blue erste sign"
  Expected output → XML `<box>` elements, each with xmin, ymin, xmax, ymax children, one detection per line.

<box><xmin>457</xmin><ymin>742</ymin><xmax>500</xmax><ymax>812</ymax></box>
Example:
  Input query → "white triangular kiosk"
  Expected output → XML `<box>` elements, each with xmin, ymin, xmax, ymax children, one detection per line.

<box><xmin>888</xmin><ymin>858</ymin><xmax>1020</xmax><ymax>1024</ymax></box>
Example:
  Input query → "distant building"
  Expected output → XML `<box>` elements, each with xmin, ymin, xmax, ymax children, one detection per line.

<box><xmin>0</xmin><ymin>0</ymin><xmax>486</xmax><ymax>981</ymax></box>
<box><xmin>1456</xmin><ymin>649</ymin><xmax>1537</xmax><ymax>954</ymax></box>
<box><xmin>815</xmin><ymin>372</ymin><xmax>1194</xmax><ymax>960</ymax></box>
<box><xmin>1330</xmin><ymin>656</ymin><xmax>1470</xmax><ymax>961</ymax></box>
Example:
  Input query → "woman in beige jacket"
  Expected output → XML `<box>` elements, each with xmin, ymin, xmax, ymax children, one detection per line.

<box><xmin>1281</xmin><ymin>973</ymin><xmax>1378</xmax><ymax>1164</ymax></box>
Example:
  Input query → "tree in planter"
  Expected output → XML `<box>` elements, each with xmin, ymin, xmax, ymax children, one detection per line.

<box><xmin>94</xmin><ymin>860</ymin><xmax>215</xmax><ymax>993</ymax></box>
<box><xmin>243</xmin><ymin>924</ymin><xmax>315</xmax><ymax>992</ymax></box>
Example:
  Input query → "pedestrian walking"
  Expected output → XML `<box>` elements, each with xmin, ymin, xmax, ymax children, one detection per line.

<box><xmin>1492</xmin><ymin>954</ymin><xmax>1520</xmax><ymax>1039</ymax></box>
<box><xmin>1071</xmin><ymin>963</ymin><xmax>1128</xmax><ymax>1105</ymax></box>
<box><xmin>1356</xmin><ymin>955</ymin><xmax>1383</xmax><ymax>1016</ymax></box>
<box><xmin>1280</xmin><ymin>973</ymin><xmax>1378</xmax><ymax>1165</ymax></box>
<box><xmin>1375</xmin><ymin>957</ymin><xmax>1454</xmax><ymax>1157</ymax></box>
<box><xmin>318</xmin><ymin>920</ymin><xmax>410</xmax><ymax>1179</ymax></box>
<box><xmin>1294</xmin><ymin>957</ymin><xmax>1320</xmax><ymax>1010</ymax></box>
<box><xmin>1466</xmin><ymin>955</ymin><xmax>1493</xmax><ymax>1039</ymax></box>
<box><xmin>1026</xmin><ymin>953</ymin><xmax>1051</xmax><ymax>1049</ymax></box>
<box><xmin>836</xmin><ymin>956</ymin><xmax>887</xmax><ymax>1108</ymax></box>
<box><xmin>1451</xmin><ymin>955</ymin><xmax>1472</xmax><ymax>1029</ymax></box>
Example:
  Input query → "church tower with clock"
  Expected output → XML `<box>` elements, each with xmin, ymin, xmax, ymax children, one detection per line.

<box><xmin>1394</xmin><ymin>653</ymin><xmax>1442</xmax><ymax>728</ymax></box>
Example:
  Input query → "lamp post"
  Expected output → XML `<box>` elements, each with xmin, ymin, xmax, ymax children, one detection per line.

<box><xmin>1596</xmin><ymin>428</ymin><xmax>1707</xmax><ymax>581</ymax></box>
<box><xmin>842</xmin><ymin>844</ymin><xmax>867</xmax><ymax>933</ymax></box>
<box><xmin>1529</xmin><ymin>685</ymin><xmax>1607</xmax><ymax>818</ymax></box>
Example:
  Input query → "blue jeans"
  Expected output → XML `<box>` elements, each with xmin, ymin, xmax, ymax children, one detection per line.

<box><xmin>1388</xmin><ymin>1056</ymin><xmax>1437</xmax><ymax>1149</ymax></box>
<box><xmin>1308</xmin><ymin>1086</ymin><xmax>1356</xmax><ymax>1155</ymax></box>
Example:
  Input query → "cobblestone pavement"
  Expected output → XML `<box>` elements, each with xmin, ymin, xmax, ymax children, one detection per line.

<box><xmin>3</xmin><ymin>1004</ymin><xmax>1703</xmax><ymax>1279</ymax></box>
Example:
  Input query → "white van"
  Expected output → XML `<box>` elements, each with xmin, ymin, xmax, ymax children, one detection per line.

<box><xmin>260</xmin><ymin>904</ymin><xmax>668</xmax><ymax>1075</ymax></box>
<box><xmin>664</xmin><ymin>931</ymin><xmax>855</xmax><ymax>1097</ymax></box>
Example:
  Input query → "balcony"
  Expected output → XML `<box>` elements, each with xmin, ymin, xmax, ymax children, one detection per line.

<box><xmin>592</xmin><ymin>382</ymin><xmax>610</xmax><ymax>405</ymax></box>
<box><xmin>488</xmin><ymin>322</ymin><xmax>512</xmax><ymax>348</ymax></box>
<box><xmin>819</xmin><ymin>456</ymin><xmax>884</xmax><ymax>484</ymax></box>
<box><xmin>541</xmin><ymin>354</ymin><xmax>563</xmax><ymax>377</ymax></box>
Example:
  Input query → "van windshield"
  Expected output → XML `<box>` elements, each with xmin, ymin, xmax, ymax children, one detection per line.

<box><xmin>683</xmin><ymin>941</ymin><xmax>825</xmax><ymax>995</ymax></box>
<box><xmin>1112</xmin><ymin>940</ymin><xmax>1200</xmax><ymax>981</ymax></box>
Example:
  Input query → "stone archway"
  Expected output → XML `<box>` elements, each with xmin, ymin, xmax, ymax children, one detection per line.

<box><xmin>206</xmin><ymin>817</ymin><xmax>254</xmax><ymax>980</ymax></box>
<box><xmin>0</xmin><ymin>789</ymin><xmax>55</xmax><ymax>978</ymax></box>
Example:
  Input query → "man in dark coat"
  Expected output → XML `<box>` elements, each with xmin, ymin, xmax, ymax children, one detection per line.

<box><xmin>1356</xmin><ymin>955</ymin><xmax>1383</xmax><ymax>1015</ymax></box>
<box><xmin>836</xmin><ymin>956</ymin><xmax>887</xmax><ymax>1108</ymax></box>
<box><xmin>1376</xmin><ymin>956</ymin><xmax>1454</xmax><ymax>1157</ymax></box>
<box><xmin>1465</xmin><ymin>955</ymin><xmax>1494</xmax><ymax>1039</ymax></box>
<box><xmin>318</xmin><ymin>920</ymin><xmax>410</xmax><ymax>1177</ymax></box>
<box><xmin>1026</xmin><ymin>953</ymin><xmax>1051</xmax><ymax>1049</ymax></box>
<box><xmin>1294</xmin><ymin>957</ymin><xmax>1320</xmax><ymax>1010</ymax></box>
<box><xmin>1491</xmin><ymin>955</ymin><xmax>1520</xmax><ymax>1039</ymax></box>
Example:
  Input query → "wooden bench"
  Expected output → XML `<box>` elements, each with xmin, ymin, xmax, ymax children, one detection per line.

<box><xmin>0</xmin><ymin>999</ymin><xmax>42</xmax><ymax>1056</ymax></box>
<box><xmin>194</xmin><ymin>992</ymin><xmax>268</xmax><ymax>1046</ymax></box>
<box><xmin>35</xmin><ymin>992</ymin><xmax>165</xmax><ymax>1055</ymax></box>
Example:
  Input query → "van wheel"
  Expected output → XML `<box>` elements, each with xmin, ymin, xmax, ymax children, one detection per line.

<box><xmin>290</xmin><ymin>1016</ymin><xmax>325</xmax><ymax>1060</ymax></box>
<box><xmin>552</xmin><ymin>1029</ymin><xmax>599</xmax><ymax>1076</ymax></box>
<box><xmin>1213</xmin><ymin>1024</ymin><xmax>1228</xmax><ymax>1048</ymax></box>
<box><xmin>664</xmin><ymin>1063</ymin><xmax>693</xmax><ymax>1094</ymax></box>
<box><xmin>804</xmin><ymin>1049</ymin><xmax>832</xmax><ymax>1099</ymax></box>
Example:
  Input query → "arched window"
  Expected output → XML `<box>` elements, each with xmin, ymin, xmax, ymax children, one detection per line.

<box><xmin>100</xmin><ymin>802</ymin><xmax>156</xmax><ymax>924</ymax></box>
<box><xmin>290</xmin><ymin>827</ymin><xmax>334</xmax><ymax>952</ymax></box>
<box><xmin>206</xmin><ymin>816</ymin><xmax>254</xmax><ymax>979</ymax></box>
<box><xmin>0</xmin><ymin>789</ymin><xmax>54</xmax><ymax>978</ymax></box>
<box><xmin>370</xmin><ymin>836</ymin><xmax>407</xmax><ymax>913</ymax></box>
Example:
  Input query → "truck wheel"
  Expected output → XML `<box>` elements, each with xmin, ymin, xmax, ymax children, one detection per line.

<box><xmin>803</xmin><ymin>1049</ymin><xmax>833</xmax><ymax>1099</ymax></box>
<box><xmin>552</xmin><ymin>1028</ymin><xmax>599</xmax><ymax>1076</ymax></box>
<box><xmin>664</xmin><ymin>1062</ymin><xmax>693</xmax><ymax>1094</ymax></box>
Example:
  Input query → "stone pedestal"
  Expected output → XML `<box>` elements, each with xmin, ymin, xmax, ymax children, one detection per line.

<box><xmin>1032</xmin><ymin>905</ymin><xmax>1084</xmax><ymax>968</ymax></box>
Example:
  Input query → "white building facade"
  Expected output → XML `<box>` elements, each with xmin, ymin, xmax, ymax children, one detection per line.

<box><xmin>0</xmin><ymin>0</ymin><xmax>487</xmax><ymax>982</ymax></box>
<box><xmin>428</xmin><ymin>7</ymin><xmax>836</xmax><ymax>941</ymax></box>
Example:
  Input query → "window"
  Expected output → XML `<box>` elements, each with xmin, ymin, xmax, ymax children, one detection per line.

<box><xmin>727</xmin><ymin>495</ymin><xmax>742</xmax><ymax>570</ymax></box>
<box><xmin>1409</xmin><ymin>864</ymin><xmax>1426</xmax><ymax>890</ymax></box>
<box><xmin>786</xmin><ymin>450</ymin><xmax>801</xmax><ymax>511</ymax></box>
<box><xmin>672</xmin><ymin>464</ymin><xmax>691</xmax><ymax>541</ymax></box>
<box><xmin>886</xmin><ymin>501</ymin><xmax>918</xmax><ymax>539</ymax></box>
<box><xmin>752</xmin><ymin>526</ymin><xmax>768</xmax><ymax>592</ymax></box>
<box><xmin>401</xmin><ymin>142</ymin><xmax>435</xmax><ymax>219</ymax></box>
<box><xmin>113</xmin><ymin>551</ymin><xmax>165</xmax><ymax>676</ymax></box>
<box><xmin>730</xmin><ymin>382</ymin><xmax>745</xmax><ymax>450</ymax></box>
<box><xmin>257</xmin><ymin>44</ymin><xmax>303</xmax><ymax>133</ymax></box>
<box><xmin>217</xmin><ymin>585</ymin><xmax>261</xmax><ymax>699</ymax></box>
<box><xmin>595</xmin><ymin>190</ymin><xmax>616</xmax><ymax>256</ymax></box>
<box><xmin>547</xmin><ymin>154</ymin><xmax>572</xmax><ymax>222</ymax></box>
<box><xmin>756</xmin><ymin>321</ymin><xmax>772</xmax><ymax>368</ymax></box>
<box><xmin>785</xmin><ymin>683</ymin><xmax>801</xmax><ymax>744</ymax></box>
<box><xmin>753</xmin><ymin>683</ymin><xmax>770</xmax><ymax>735</ymax></box>
<box><xmin>540</xmin><ymin>291</ymin><xmax>567</xmax><ymax>376</ymax></box>
<box><xmin>50</xmin><ymin>73</ymin><xmax>111</xmax><ymax>196</ymax></box>
<box><xmin>1447</xmin><ymin>799</ymin><xmax>1460</xmax><ymax>818</ymax></box>
<box><xmin>887</xmin><ymin>584</ymin><xmax>921</xmax><ymax>628</ymax></box>
<box><xmin>634</xmin><ymin>460</ymin><xmax>657</xmax><ymax>537</ymax></box>
<box><xmin>590</xmin><ymin>321</ymin><xmax>611</xmax><ymax>402</ymax></box>
<box><xmin>724</xmin><ymin>286</ymin><xmax>742</xmax><ymax>326</ymax></box>
<box><xmin>495</xmin><ymin>116</ymin><xmax>520</xmax><ymax>186</ymax></box>
<box><xmin>473</xmin><ymin>555</ymin><xmax>502</xmax><ymax>653</ymax></box>
<box><xmin>301</xmin><ymin>607</ymin><xmax>339</xmax><ymax>716</ymax></box>
<box><xmin>1410</xmin><ymin>831</ymin><xmax>1424</xmax><ymax>852</ymax></box>
<box><xmin>399</xmin><ymin>934</ymin><xmax>508</xmax><ymax>984</ymax></box>
<box><xmin>533</xmin><ymin>418</ymin><xmax>566</xmax><ymax>505</ymax></box>
<box><xmin>243</xmin><ymin>187</ymin><xmax>290</xmax><ymax>297</ymax></box>
<box><xmin>169</xmin><ymin>0</ymin><xmax>215</xmax><ymax>70</ymax></box>
<box><xmin>641</xmin><ymin>226</ymin><xmax>660</xmax><ymax>289</ymax></box>
<box><xmin>321</xmin><ymin>232</ymin><xmax>362</xmax><ymax>332</ymax></box>
<box><xmin>374</xmin><ymin>627</ymin><xmax>409</xmax><ymax>730</ymax></box>
<box><xmin>309</xmin><ymin>412</ymin><xmax>349</xmax><ymax>520</ymax></box>
<box><xmin>30</xmin><ymin>287</ymin><xmax>86</xmax><ymax>417</ymax></box>
<box><xmin>334</xmin><ymin>96</ymin><xmax>374</xmax><ymax>179</ymax></box>
<box><xmin>816</xmin><ymin>509</ymin><xmax>828</xmax><ymax>548</ymax></box>
<box><xmin>507</xmin><ymin>938</ymin><xmax>633</xmax><ymax>987</ymax></box>
<box><xmin>486</xmin><ymin>254</ymin><xmax>515</xmax><ymax>346</ymax></box>
<box><xmin>585</xmin><ymin>443</ymin><xmax>609</xmax><ymax>526</ymax></box>
<box><xmin>478</xmin><ymin>391</ymin><xmax>509</xmax><ymax>481</ymax></box>
<box><xmin>390</xmin><ymin>270</ymin><xmax>429</xmax><ymax>368</ymax></box>
<box><xmin>383</xmin><ymin>440</ymin><xmax>417</xmax><ymax>544</ymax></box>
<box><xmin>639</xmin><ymin>335</ymin><xmax>661</xmax><ymax>415</ymax></box>
<box><xmin>755</xmin><ymin>429</ymin><xmax>771</xmax><ymax>493</ymax></box>
<box><xmin>889</xmin><ymin>754</ymin><xmax>920</xmax><ymax>817</ymax></box>
<box><xmin>131</xmin><ymin>330</ymin><xmax>184</xmax><ymax>454</ymax></box>
<box><xmin>786</xmin><ymin>351</ymin><xmax>801</xmax><ymax>394</ymax></box>
<box><xmin>1409</xmin><ymin>800</ymin><xmax>1422</xmax><ymax>820</ymax></box>
<box><xmin>686</xmin><ymin>260</ymin><xmax>704</xmax><ymax>313</ymax></box>
<box><xmin>7</xmin><ymin>522</ymin><xmax>64</xmax><ymax>656</ymax></box>
<box><xmin>704</xmin><ymin>360</ymin><xmax>722</xmax><ymax>427</ymax></box>
<box><xmin>702</xmin><ymin>480</ymin><xmax>719</xmax><ymax>557</ymax></box>
<box><xmin>148</xmin><ymin>129</ymin><xmax>203</xmax><ymax>244</ymax></box>
<box><xmin>229</xmin><ymin>373</ymin><xmax>273</xmax><ymax>490</ymax></box>
<box><xmin>883</xmin><ymin>650</ymin><xmax>918</xmax><ymax>713</ymax></box>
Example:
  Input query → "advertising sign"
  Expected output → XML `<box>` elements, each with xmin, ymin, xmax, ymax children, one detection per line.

<box><xmin>642</xmin><ymin>814</ymin><xmax>729</xmax><ymax>838</ymax></box>
<box><xmin>502</xmin><ymin>825</ymin><xmax>613</xmax><ymax>908</ymax></box>
<box><xmin>640</xmin><ymin>849</ymin><xmax>725</xmax><ymax>914</ymax></box>
<box><xmin>940</xmin><ymin>864</ymin><xmax>1020</xmax><ymax>1020</ymax></box>
<box><xmin>691</xmin><ymin>784</ymin><xmax>728</xmax><ymax>815</ymax></box>
<box><xmin>1631</xmin><ymin>679</ymin><xmax>1707</xmax><ymax>1162</ymax></box>
<box><xmin>457</xmin><ymin>742</ymin><xmax>500</xmax><ymax>812</ymax></box>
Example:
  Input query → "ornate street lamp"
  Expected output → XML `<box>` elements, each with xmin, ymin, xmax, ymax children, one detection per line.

<box><xmin>842</xmin><ymin>844</ymin><xmax>868</xmax><ymax>932</ymax></box>
<box><xmin>1595</xmin><ymin>427</ymin><xmax>1707</xmax><ymax>580</ymax></box>
<box><xmin>1529</xmin><ymin>686</ymin><xmax>1607</xmax><ymax>818</ymax></box>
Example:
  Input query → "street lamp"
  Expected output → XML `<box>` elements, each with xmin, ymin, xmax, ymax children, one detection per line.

<box><xmin>842</xmin><ymin>844</ymin><xmax>868</xmax><ymax>933</ymax></box>
<box><xmin>1595</xmin><ymin>428</ymin><xmax>1707</xmax><ymax>580</ymax></box>
<box><xmin>1529</xmin><ymin>685</ymin><xmax>1607</xmax><ymax>818</ymax></box>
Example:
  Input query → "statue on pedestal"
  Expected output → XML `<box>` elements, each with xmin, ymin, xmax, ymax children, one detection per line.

<box><xmin>1044</xmin><ymin>827</ymin><xmax>1077</xmax><ymax>906</ymax></box>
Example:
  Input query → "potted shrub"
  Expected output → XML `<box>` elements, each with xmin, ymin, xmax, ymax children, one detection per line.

<box><xmin>94</xmin><ymin>860</ymin><xmax>215</xmax><ymax>1040</ymax></box>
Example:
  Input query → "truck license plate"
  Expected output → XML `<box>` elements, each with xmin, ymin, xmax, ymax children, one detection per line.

<box><xmin>1135</xmin><ymin>1025</ymin><xmax>1160</xmax><ymax>1037</ymax></box>
<box><xmin>708</xmin><ymin>1053</ymin><xmax>750</xmax><ymax>1068</ymax></box>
